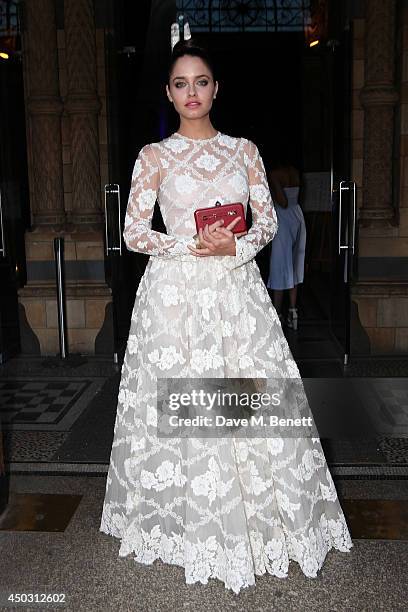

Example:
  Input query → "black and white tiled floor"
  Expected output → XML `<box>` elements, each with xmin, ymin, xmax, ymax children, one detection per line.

<box><xmin>0</xmin><ymin>357</ymin><xmax>116</xmax><ymax>464</ymax></box>
<box><xmin>0</xmin><ymin>379</ymin><xmax>103</xmax><ymax>431</ymax></box>
<box><xmin>1</xmin><ymin>355</ymin><xmax>408</xmax><ymax>471</ymax></box>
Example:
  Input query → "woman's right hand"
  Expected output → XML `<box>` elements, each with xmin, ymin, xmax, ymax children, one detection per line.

<box><xmin>212</xmin><ymin>216</ymin><xmax>247</xmax><ymax>240</ymax></box>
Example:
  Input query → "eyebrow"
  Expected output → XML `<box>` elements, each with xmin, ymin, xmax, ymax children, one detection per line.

<box><xmin>172</xmin><ymin>74</ymin><xmax>210</xmax><ymax>81</ymax></box>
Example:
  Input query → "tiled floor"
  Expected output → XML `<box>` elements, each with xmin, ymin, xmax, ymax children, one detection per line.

<box><xmin>0</xmin><ymin>474</ymin><xmax>407</xmax><ymax>611</ymax></box>
<box><xmin>0</xmin><ymin>378</ymin><xmax>105</xmax><ymax>431</ymax></box>
<box><xmin>1</xmin><ymin>328</ymin><xmax>408</xmax><ymax>470</ymax></box>
<box><xmin>1</xmin><ymin>355</ymin><xmax>408</xmax><ymax>609</ymax></box>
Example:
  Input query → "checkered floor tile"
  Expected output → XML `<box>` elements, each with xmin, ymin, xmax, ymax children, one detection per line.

<box><xmin>0</xmin><ymin>378</ymin><xmax>104</xmax><ymax>431</ymax></box>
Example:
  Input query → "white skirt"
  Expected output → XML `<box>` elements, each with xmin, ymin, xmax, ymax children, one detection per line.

<box><xmin>99</xmin><ymin>256</ymin><xmax>352</xmax><ymax>594</ymax></box>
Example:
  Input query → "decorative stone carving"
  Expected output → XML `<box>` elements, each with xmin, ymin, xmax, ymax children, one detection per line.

<box><xmin>64</xmin><ymin>0</ymin><xmax>102</xmax><ymax>226</ymax></box>
<box><xmin>359</xmin><ymin>0</ymin><xmax>399</xmax><ymax>227</ymax></box>
<box><xmin>23</xmin><ymin>0</ymin><xmax>65</xmax><ymax>226</ymax></box>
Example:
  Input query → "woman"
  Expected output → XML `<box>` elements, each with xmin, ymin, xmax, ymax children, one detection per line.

<box><xmin>100</xmin><ymin>39</ymin><xmax>353</xmax><ymax>594</ymax></box>
<box><xmin>266</xmin><ymin>161</ymin><xmax>307</xmax><ymax>330</ymax></box>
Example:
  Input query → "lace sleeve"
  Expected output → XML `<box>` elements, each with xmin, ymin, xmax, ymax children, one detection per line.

<box><xmin>123</xmin><ymin>144</ymin><xmax>196</xmax><ymax>260</ymax></box>
<box><xmin>221</xmin><ymin>139</ymin><xmax>278</xmax><ymax>270</ymax></box>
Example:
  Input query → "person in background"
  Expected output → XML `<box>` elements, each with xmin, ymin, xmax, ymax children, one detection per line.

<box><xmin>266</xmin><ymin>158</ymin><xmax>307</xmax><ymax>330</ymax></box>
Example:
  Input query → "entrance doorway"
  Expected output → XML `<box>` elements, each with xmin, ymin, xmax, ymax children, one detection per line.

<box><xmin>0</xmin><ymin>44</ymin><xmax>29</xmax><ymax>362</ymax></box>
<box><xmin>104</xmin><ymin>0</ymin><xmax>360</xmax><ymax>363</ymax></box>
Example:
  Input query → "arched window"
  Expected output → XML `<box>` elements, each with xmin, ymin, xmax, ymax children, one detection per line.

<box><xmin>176</xmin><ymin>0</ymin><xmax>312</xmax><ymax>33</ymax></box>
<box><xmin>0</xmin><ymin>0</ymin><xmax>19</xmax><ymax>56</ymax></box>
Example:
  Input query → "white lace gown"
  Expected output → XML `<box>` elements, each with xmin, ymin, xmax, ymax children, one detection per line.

<box><xmin>99</xmin><ymin>131</ymin><xmax>353</xmax><ymax>594</ymax></box>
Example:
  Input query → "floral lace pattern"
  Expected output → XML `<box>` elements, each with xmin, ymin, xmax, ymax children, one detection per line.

<box><xmin>100</xmin><ymin>131</ymin><xmax>353</xmax><ymax>594</ymax></box>
<box><xmin>122</xmin><ymin>132</ymin><xmax>278</xmax><ymax>269</ymax></box>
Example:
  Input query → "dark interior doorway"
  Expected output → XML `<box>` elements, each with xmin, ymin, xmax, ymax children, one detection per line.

<box><xmin>104</xmin><ymin>0</ymin><xmax>357</xmax><ymax>362</ymax></box>
<box><xmin>0</xmin><ymin>50</ymin><xmax>30</xmax><ymax>362</ymax></box>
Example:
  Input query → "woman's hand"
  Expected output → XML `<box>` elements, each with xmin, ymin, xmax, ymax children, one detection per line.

<box><xmin>187</xmin><ymin>217</ymin><xmax>247</xmax><ymax>257</ymax></box>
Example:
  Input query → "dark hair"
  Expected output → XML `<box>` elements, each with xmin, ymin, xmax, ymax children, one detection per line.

<box><xmin>168</xmin><ymin>38</ymin><xmax>217</xmax><ymax>84</ymax></box>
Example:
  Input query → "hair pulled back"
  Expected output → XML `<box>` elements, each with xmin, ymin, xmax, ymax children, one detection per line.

<box><xmin>168</xmin><ymin>38</ymin><xmax>217</xmax><ymax>84</ymax></box>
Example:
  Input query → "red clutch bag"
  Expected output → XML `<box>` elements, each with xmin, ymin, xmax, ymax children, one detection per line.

<box><xmin>194</xmin><ymin>201</ymin><xmax>247</xmax><ymax>234</ymax></box>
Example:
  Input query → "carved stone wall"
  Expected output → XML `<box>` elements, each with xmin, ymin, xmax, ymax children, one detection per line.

<box><xmin>22</xmin><ymin>0</ymin><xmax>65</xmax><ymax>226</ymax></box>
<box><xmin>64</xmin><ymin>0</ymin><xmax>102</xmax><ymax>226</ymax></box>
<box><xmin>359</xmin><ymin>0</ymin><xmax>398</xmax><ymax>227</ymax></box>
<box><xmin>19</xmin><ymin>0</ymin><xmax>112</xmax><ymax>355</ymax></box>
<box><xmin>351</xmin><ymin>1</ymin><xmax>408</xmax><ymax>354</ymax></box>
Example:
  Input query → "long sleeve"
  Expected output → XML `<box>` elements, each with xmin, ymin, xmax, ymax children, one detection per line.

<box><xmin>221</xmin><ymin>139</ymin><xmax>278</xmax><ymax>270</ymax></box>
<box><xmin>123</xmin><ymin>144</ymin><xmax>196</xmax><ymax>260</ymax></box>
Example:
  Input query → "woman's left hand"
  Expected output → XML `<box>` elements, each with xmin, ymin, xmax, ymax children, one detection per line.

<box><xmin>187</xmin><ymin>218</ymin><xmax>247</xmax><ymax>257</ymax></box>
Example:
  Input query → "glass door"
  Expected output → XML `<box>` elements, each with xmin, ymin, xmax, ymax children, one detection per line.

<box><xmin>327</xmin><ymin>20</ymin><xmax>356</xmax><ymax>365</ymax></box>
<box><xmin>103</xmin><ymin>0</ymin><xmax>158</xmax><ymax>361</ymax></box>
<box><xmin>0</xmin><ymin>45</ymin><xmax>29</xmax><ymax>362</ymax></box>
<box><xmin>298</xmin><ymin>2</ymin><xmax>356</xmax><ymax>365</ymax></box>
<box><xmin>0</xmin><ymin>187</ymin><xmax>20</xmax><ymax>363</ymax></box>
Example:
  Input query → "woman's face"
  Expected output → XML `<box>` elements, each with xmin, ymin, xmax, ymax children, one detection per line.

<box><xmin>166</xmin><ymin>55</ymin><xmax>218</xmax><ymax>120</ymax></box>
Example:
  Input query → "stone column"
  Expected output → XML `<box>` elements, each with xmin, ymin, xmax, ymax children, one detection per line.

<box><xmin>23</xmin><ymin>0</ymin><xmax>65</xmax><ymax>226</ymax></box>
<box><xmin>19</xmin><ymin>0</ymin><xmax>112</xmax><ymax>356</ymax></box>
<box><xmin>351</xmin><ymin>2</ymin><xmax>408</xmax><ymax>355</ymax></box>
<box><xmin>64</xmin><ymin>0</ymin><xmax>102</xmax><ymax>226</ymax></box>
<box><xmin>359</xmin><ymin>0</ymin><xmax>399</xmax><ymax>227</ymax></box>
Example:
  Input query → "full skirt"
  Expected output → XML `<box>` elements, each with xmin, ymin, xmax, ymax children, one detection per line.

<box><xmin>99</xmin><ymin>256</ymin><xmax>353</xmax><ymax>594</ymax></box>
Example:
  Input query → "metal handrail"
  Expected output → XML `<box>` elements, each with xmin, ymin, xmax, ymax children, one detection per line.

<box><xmin>53</xmin><ymin>237</ymin><xmax>68</xmax><ymax>359</ymax></box>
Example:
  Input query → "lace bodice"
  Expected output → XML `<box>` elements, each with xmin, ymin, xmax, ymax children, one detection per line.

<box><xmin>123</xmin><ymin>131</ymin><xmax>278</xmax><ymax>269</ymax></box>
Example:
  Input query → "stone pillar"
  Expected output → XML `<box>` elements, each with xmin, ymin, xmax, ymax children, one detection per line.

<box><xmin>64</xmin><ymin>0</ymin><xmax>102</xmax><ymax>226</ymax></box>
<box><xmin>18</xmin><ymin>0</ymin><xmax>113</xmax><ymax>356</ymax></box>
<box><xmin>359</xmin><ymin>0</ymin><xmax>399</xmax><ymax>227</ymax></box>
<box><xmin>351</xmin><ymin>2</ymin><xmax>408</xmax><ymax>355</ymax></box>
<box><xmin>23</xmin><ymin>0</ymin><xmax>65</xmax><ymax>226</ymax></box>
